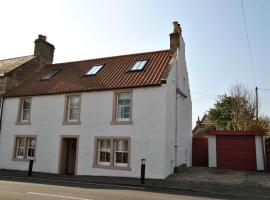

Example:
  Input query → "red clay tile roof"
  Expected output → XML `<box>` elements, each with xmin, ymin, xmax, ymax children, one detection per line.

<box><xmin>5</xmin><ymin>50</ymin><xmax>173</xmax><ymax>97</ymax></box>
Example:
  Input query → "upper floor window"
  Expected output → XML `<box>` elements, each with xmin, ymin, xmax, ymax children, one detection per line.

<box><xmin>117</xmin><ymin>93</ymin><xmax>131</xmax><ymax>121</ymax></box>
<box><xmin>130</xmin><ymin>60</ymin><xmax>148</xmax><ymax>71</ymax></box>
<box><xmin>17</xmin><ymin>97</ymin><xmax>32</xmax><ymax>124</ymax></box>
<box><xmin>63</xmin><ymin>94</ymin><xmax>81</xmax><ymax>125</ymax></box>
<box><xmin>111</xmin><ymin>90</ymin><xmax>133</xmax><ymax>125</ymax></box>
<box><xmin>85</xmin><ymin>64</ymin><xmax>103</xmax><ymax>75</ymax></box>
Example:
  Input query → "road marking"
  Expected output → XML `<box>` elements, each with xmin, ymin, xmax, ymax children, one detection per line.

<box><xmin>28</xmin><ymin>192</ymin><xmax>94</xmax><ymax>200</ymax></box>
<box><xmin>0</xmin><ymin>175</ymin><xmax>145</xmax><ymax>190</ymax></box>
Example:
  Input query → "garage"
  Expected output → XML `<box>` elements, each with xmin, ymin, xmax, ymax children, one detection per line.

<box><xmin>208</xmin><ymin>130</ymin><xmax>265</xmax><ymax>171</ymax></box>
<box><xmin>216</xmin><ymin>135</ymin><xmax>256</xmax><ymax>170</ymax></box>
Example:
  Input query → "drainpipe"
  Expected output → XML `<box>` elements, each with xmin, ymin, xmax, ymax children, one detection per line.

<box><xmin>174</xmin><ymin>48</ymin><xmax>180</xmax><ymax>171</ymax></box>
<box><xmin>0</xmin><ymin>96</ymin><xmax>4</xmax><ymax>131</ymax></box>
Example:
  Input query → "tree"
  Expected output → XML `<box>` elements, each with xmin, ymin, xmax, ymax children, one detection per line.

<box><xmin>208</xmin><ymin>95</ymin><xmax>233</xmax><ymax>130</ymax></box>
<box><xmin>208</xmin><ymin>83</ymin><xmax>269</xmax><ymax>130</ymax></box>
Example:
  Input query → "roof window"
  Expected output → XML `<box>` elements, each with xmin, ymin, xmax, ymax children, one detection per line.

<box><xmin>130</xmin><ymin>60</ymin><xmax>148</xmax><ymax>71</ymax></box>
<box><xmin>86</xmin><ymin>64</ymin><xmax>103</xmax><ymax>75</ymax></box>
<box><xmin>40</xmin><ymin>69</ymin><xmax>61</xmax><ymax>80</ymax></box>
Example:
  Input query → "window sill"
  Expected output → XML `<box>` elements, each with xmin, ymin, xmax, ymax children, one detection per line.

<box><xmin>92</xmin><ymin>164</ymin><xmax>131</xmax><ymax>171</ymax></box>
<box><xmin>15</xmin><ymin>121</ymin><xmax>31</xmax><ymax>125</ymax></box>
<box><xmin>111</xmin><ymin>120</ymin><xmax>133</xmax><ymax>125</ymax></box>
<box><xmin>12</xmin><ymin>158</ymin><xmax>35</xmax><ymax>162</ymax></box>
<box><xmin>62</xmin><ymin>121</ymin><xmax>81</xmax><ymax>125</ymax></box>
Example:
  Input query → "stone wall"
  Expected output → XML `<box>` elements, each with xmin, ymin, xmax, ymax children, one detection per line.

<box><xmin>5</xmin><ymin>57</ymin><xmax>40</xmax><ymax>93</ymax></box>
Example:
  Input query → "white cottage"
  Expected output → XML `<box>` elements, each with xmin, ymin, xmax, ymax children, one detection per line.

<box><xmin>0</xmin><ymin>22</ymin><xmax>192</xmax><ymax>179</ymax></box>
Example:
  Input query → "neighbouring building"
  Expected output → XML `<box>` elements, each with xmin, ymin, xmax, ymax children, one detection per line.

<box><xmin>0</xmin><ymin>35</ymin><xmax>54</xmax><ymax>95</ymax></box>
<box><xmin>0</xmin><ymin>35</ymin><xmax>54</xmax><ymax>111</ymax></box>
<box><xmin>0</xmin><ymin>21</ymin><xmax>192</xmax><ymax>179</ymax></box>
<box><xmin>193</xmin><ymin>114</ymin><xmax>216</xmax><ymax>138</ymax></box>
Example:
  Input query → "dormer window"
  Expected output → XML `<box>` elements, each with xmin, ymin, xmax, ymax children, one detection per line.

<box><xmin>41</xmin><ymin>69</ymin><xmax>60</xmax><ymax>80</ymax></box>
<box><xmin>86</xmin><ymin>64</ymin><xmax>103</xmax><ymax>75</ymax></box>
<box><xmin>130</xmin><ymin>60</ymin><xmax>148</xmax><ymax>71</ymax></box>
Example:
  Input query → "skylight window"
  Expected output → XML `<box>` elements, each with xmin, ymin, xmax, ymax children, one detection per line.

<box><xmin>86</xmin><ymin>64</ymin><xmax>103</xmax><ymax>75</ymax></box>
<box><xmin>130</xmin><ymin>60</ymin><xmax>148</xmax><ymax>71</ymax></box>
<box><xmin>41</xmin><ymin>69</ymin><xmax>60</xmax><ymax>80</ymax></box>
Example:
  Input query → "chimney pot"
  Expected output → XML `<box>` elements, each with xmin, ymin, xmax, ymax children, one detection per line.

<box><xmin>38</xmin><ymin>34</ymin><xmax>47</xmax><ymax>41</ymax></box>
<box><xmin>173</xmin><ymin>21</ymin><xmax>181</xmax><ymax>33</ymax></box>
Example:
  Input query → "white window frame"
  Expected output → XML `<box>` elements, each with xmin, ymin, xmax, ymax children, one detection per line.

<box><xmin>114</xmin><ymin>140</ymin><xmax>129</xmax><ymax>167</ymax></box>
<box><xmin>20</xmin><ymin>98</ymin><xmax>31</xmax><ymax>122</ymax></box>
<box><xmin>14</xmin><ymin>136</ymin><xmax>36</xmax><ymax>160</ymax></box>
<box><xmin>15</xmin><ymin>137</ymin><xmax>25</xmax><ymax>159</ymax></box>
<box><xmin>116</xmin><ymin>93</ymin><xmax>131</xmax><ymax>121</ymax></box>
<box><xmin>94</xmin><ymin>137</ymin><xmax>131</xmax><ymax>170</ymax></box>
<box><xmin>26</xmin><ymin>137</ymin><xmax>36</xmax><ymax>159</ymax></box>
<box><xmin>97</xmin><ymin>139</ymin><xmax>111</xmax><ymax>166</ymax></box>
<box><xmin>67</xmin><ymin>95</ymin><xmax>80</xmax><ymax>122</ymax></box>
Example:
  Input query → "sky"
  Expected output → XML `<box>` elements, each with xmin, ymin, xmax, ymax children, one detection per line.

<box><xmin>1</xmin><ymin>0</ymin><xmax>270</xmax><ymax>127</ymax></box>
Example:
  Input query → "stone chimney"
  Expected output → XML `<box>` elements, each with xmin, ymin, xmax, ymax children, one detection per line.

<box><xmin>169</xmin><ymin>21</ymin><xmax>182</xmax><ymax>51</ymax></box>
<box><xmin>34</xmin><ymin>34</ymin><xmax>55</xmax><ymax>67</ymax></box>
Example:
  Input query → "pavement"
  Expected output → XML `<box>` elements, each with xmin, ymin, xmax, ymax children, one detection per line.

<box><xmin>0</xmin><ymin>169</ymin><xmax>270</xmax><ymax>199</ymax></box>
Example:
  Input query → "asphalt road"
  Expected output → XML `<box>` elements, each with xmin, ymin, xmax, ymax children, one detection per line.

<box><xmin>0</xmin><ymin>178</ymin><xmax>265</xmax><ymax>200</ymax></box>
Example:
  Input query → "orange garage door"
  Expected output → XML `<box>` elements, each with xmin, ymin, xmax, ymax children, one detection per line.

<box><xmin>216</xmin><ymin>135</ymin><xmax>256</xmax><ymax>171</ymax></box>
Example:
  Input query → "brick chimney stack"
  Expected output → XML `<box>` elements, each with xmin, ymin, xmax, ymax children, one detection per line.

<box><xmin>34</xmin><ymin>34</ymin><xmax>55</xmax><ymax>67</ymax></box>
<box><xmin>169</xmin><ymin>21</ymin><xmax>182</xmax><ymax>51</ymax></box>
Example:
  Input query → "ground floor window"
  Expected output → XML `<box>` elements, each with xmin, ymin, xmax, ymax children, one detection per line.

<box><xmin>13</xmin><ymin>136</ymin><xmax>36</xmax><ymax>160</ymax></box>
<box><xmin>93</xmin><ymin>137</ymin><xmax>131</xmax><ymax>170</ymax></box>
<box><xmin>114</xmin><ymin>140</ymin><xmax>128</xmax><ymax>167</ymax></box>
<box><xmin>97</xmin><ymin>139</ymin><xmax>111</xmax><ymax>166</ymax></box>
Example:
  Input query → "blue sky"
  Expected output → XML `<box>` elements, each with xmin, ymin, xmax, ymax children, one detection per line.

<box><xmin>1</xmin><ymin>0</ymin><xmax>269</xmax><ymax>127</ymax></box>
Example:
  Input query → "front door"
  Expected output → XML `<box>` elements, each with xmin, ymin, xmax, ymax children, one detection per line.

<box><xmin>60</xmin><ymin>137</ymin><xmax>77</xmax><ymax>175</ymax></box>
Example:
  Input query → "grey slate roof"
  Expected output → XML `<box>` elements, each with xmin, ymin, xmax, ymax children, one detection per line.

<box><xmin>0</xmin><ymin>55</ymin><xmax>35</xmax><ymax>75</ymax></box>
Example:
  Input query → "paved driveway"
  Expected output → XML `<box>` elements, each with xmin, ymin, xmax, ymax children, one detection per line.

<box><xmin>169</xmin><ymin>167</ymin><xmax>270</xmax><ymax>188</ymax></box>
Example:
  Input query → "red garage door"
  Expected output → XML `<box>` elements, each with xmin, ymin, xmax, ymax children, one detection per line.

<box><xmin>216</xmin><ymin>135</ymin><xmax>256</xmax><ymax>171</ymax></box>
<box><xmin>192</xmin><ymin>138</ymin><xmax>208</xmax><ymax>167</ymax></box>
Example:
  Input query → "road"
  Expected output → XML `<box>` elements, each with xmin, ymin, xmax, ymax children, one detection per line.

<box><xmin>0</xmin><ymin>177</ymin><xmax>265</xmax><ymax>200</ymax></box>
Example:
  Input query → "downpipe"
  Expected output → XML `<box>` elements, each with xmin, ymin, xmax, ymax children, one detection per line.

<box><xmin>0</xmin><ymin>97</ymin><xmax>4</xmax><ymax>131</ymax></box>
<box><xmin>174</xmin><ymin>48</ymin><xmax>180</xmax><ymax>173</ymax></box>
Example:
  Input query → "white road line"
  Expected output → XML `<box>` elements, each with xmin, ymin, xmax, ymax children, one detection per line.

<box><xmin>0</xmin><ymin>175</ymin><xmax>145</xmax><ymax>190</ymax></box>
<box><xmin>28</xmin><ymin>192</ymin><xmax>94</xmax><ymax>200</ymax></box>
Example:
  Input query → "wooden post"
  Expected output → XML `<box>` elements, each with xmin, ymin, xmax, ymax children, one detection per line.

<box><xmin>255</xmin><ymin>86</ymin><xmax>258</xmax><ymax>121</ymax></box>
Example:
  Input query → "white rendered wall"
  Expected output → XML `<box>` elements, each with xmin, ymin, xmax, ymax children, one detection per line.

<box><xmin>255</xmin><ymin>136</ymin><xmax>265</xmax><ymax>171</ymax></box>
<box><xmin>176</xmin><ymin>35</ymin><xmax>192</xmax><ymax>168</ymax></box>
<box><xmin>0</xmin><ymin>86</ymin><xmax>169</xmax><ymax>179</ymax></box>
<box><xmin>208</xmin><ymin>135</ymin><xmax>217</xmax><ymax>167</ymax></box>
<box><xmin>164</xmin><ymin>34</ymin><xmax>192</xmax><ymax>177</ymax></box>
